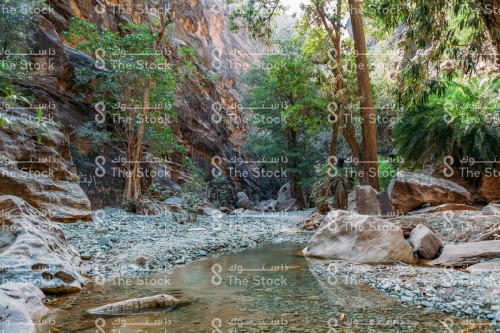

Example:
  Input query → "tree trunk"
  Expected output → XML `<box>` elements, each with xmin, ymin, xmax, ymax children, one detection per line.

<box><xmin>315</xmin><ymin>0</ymin><xmax>345</xmax><ymax>213</ymax></box>
<box><xmin>348</xmin><ymin>0</ymin><xmax>380</xmax><ymax>190</ymax></box>
<box><xmin>478</xmin><ymin>0</ymin><xmax>500</xmax><ymax>68</ymax></box>
<box><xmin>288</xmin><ymin>128</ymin><xmax>304</xmax><ymax>209</ymax></box>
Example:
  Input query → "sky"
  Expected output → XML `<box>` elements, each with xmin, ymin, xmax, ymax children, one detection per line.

<box><xmin>280</xmin><ymin>0</ymin><xmax>304</xmax><ymax>15</ymax></box>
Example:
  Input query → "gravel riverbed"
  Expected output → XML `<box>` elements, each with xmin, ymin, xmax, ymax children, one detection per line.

<box><xmin>312</xmin><ymin>261</ymin><xmax>500</xmax><ymax>326</ymax></box>
<box><xmin>57</xmin><ymin>209</ymin><xmax>312</xmax><ymax>279</ymax></box>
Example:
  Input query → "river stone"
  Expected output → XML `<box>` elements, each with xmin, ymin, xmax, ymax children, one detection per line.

<box><xmin>483</xmin><ymin>204</ymin><xmax>500</xmax><ymax>213</ymax></box>
<box><xmin>412</xmin><ymin>203</ymin><xmax>477</xmax><ymax>214</ymax></box>
<box><xmin>409</xmin><ymin>224</ymin><xmax>442</xmax><ymax>259</ymax></box>
<box><xmin>467</xmin><ymin>262</ymin><xmax>500</xmax><ymax>274</ymax></box>
<box><xmin>87</xmin><ymin>294</ymin><xmax>179</xmax><ymax>314</ymax></box>
<box><xmin>237</xmin><ymin>192</ymin><xmax>253</xmax><ymax>210</ymax></box>
<box><xmin>0</xmin><ymin>195</ymin><xmax>86</xmax><ymax>294</ymax></box>
<box><xmin>348</xmin><ymin>185</ymin><xmax>381</xmax><ymax>216</ymax></box>
<box><xmin>255</xmin><ymin>199</ymin><xmax>278</xmax><ymax>212</ymax></box>
<box><xmin>0</xmin><ymin>283</ymin><xmax>48</xmax><ymax>333</ymax></box>
<box><xmin>430</xmin><ymin>240</ymin><xmax>500</xmax><ymax>267</ymax></box>
<box><xmin>201</xmin><ymin>207</ymin><xmax>224</xmax><ymax>218</ymax></box>
<box><xmin>303</xmin><ymin>213</ymin><xmax>416</xmax><ymax>264</ymax></box>
<box><xmin>276</xmin><ymin>198</ymin><xmax>298</xmax><ymax>212</ymax></box>
<box><xmin>387</xmin><ymin>216</ymin><xmax>435</xmax><ymax>237</ymax></box>
<box><xmin>388</xmin><ymin>172</ymin><xmax>471</xmax><ymax>213</ymax></box>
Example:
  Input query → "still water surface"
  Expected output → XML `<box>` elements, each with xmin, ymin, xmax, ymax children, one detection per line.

<box><xmin>40</xmin><ymin>243</ymin><xmax>471</xmax><ymax>332</ymax></box>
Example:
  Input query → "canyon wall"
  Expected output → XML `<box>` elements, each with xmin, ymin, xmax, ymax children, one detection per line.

<box><xmin>2</xmin><ymin>0</ymin><xmax>278</xmax><ymax>211</ymax></box>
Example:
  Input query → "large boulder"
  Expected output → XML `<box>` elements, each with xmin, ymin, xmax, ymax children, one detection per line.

<box><xmin>276</xmin><ymin>198</ymin><xmax>298</xmax><ymax>212</ymax></box>
<box><xmin>388</xmin><ymin>172</ymin><xmax>471</xmax><ymax>213</ymax></box>
<box><xmin>411</xmin><ymin>203</ymin><xmax>477</xmax><ymax>214</ymax></box>
<box><xmin>348</xmin><ymin>185</ymin><xmax>381</xmax><ymax>215</ymax></box>
<box><xmin>429</xmin><ymin>240</ymin><xmax>500</xmax><ymax>267</ymax></box>
<box><xmin>0</xmin><ymin>196</ymin><xmax>86</xmax><ymax>294</ymax></box>
<box><xmin>236</xmin><ymin>192</ymin><xmax>253</xmax><ymax>210</ymax></box>
<box><xmin>0</xmin><ymin>106</ymin><xmax>91</xmax><ymax>222</ymax></box>
<box><xmin>408</xmin><ymin>224</ymin><xmax>443</xmax><ymax>259</ymax></box>
<box><xmin>255</xmin><ymin>199</ymin><xmax>278</xmax><ymax>212</ymax></box>
<box><xmin>0</xmin><ymin>283</ymin><xmax>48</xmax><ymax>333</ymax></box>
<box><xmin>303</xmin><ymin>213</ymin><xmax>416</xmax><ymax>264</ymax></box>
<box><xmin>277</xmin><ymin>182</ymin><xmax>292</xmax><ymax>202</ymax></box>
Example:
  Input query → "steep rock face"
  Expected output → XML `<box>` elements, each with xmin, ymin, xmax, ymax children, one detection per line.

<box><xmin>0</xmin><ymin>196</ymin><xmax>87</xmax><ymax>294</ymax></box>
<box><xmin>23</xmin><ymin>0</ymin><xmax>277</xmax><ymax>208</ymax></box>
<box><xmin>0</xmin><ymin>105</ymin><xmax>91</xmax><ymax>222</ymax></box>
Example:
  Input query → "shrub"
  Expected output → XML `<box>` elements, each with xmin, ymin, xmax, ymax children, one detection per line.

<box><xmin>394</xmin><ymin>76</ymin><xmax>500</xmax><ymax>174</ymax></box>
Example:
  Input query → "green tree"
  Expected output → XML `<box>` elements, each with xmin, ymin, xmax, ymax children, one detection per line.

<box><xmin>65</xmin><ymin>12</ymin><xmax>177</xmax><ymax>203</ymax></box>
<box><xmin>229</xmin><ymin>0</ymin><xmax>381</xmax><ymax>190</ymax></box>
<box><xmin>242</xmin><ymin>39</ymin><xmax>327</xmax><ymax>207</ymax></box>
<box><xmin>394</xmin><ymin>76</ymin><xmax>500</xmax><ymax>178</ymax></box>
<box><xmin>366</xmin><ymin>0</ymin><xmax>490</xmax><ymax>108</ymax></box>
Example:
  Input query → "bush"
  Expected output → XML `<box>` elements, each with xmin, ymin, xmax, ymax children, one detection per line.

<box><xmin>394</xmin><ymin>76</ymin><xmax>500</xmax><ymax>174</ymax></box>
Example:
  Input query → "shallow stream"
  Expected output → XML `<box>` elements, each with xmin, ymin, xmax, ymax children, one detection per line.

<box><xmin>39</xmin><ymin>243</ymin><xmax>470</xmax><ymax>332</ymax></box>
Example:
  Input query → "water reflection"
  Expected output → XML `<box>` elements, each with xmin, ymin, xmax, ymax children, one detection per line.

<box><xmin>39</xmin><ymin>243</ymin><xmax>471</xmax><ymax>332</ymax></box>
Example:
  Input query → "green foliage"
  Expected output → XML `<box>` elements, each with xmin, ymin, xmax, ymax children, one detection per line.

<box><xmin>394</xmin><ymin>76</ymin><xmax>500</xmax><ymax>173</ymax></box>
<box><xmin>73</xmin><ymin>121</ymin><xmax>109</xmax><ymax>149</ymax></box>
<box><xmin>377</xmin><ymin>159</ymin><xmax>396</xmax><ymax>192</ymax></box>
<box><xmin>227</xmin><ymin>0</ymin><xmax>286</xmax><ymax>40</ymax></box>
<box><xmin>366</xmin><ymin>0</ymin><xmax>489</xmax><ymax>108</ymax></box>
<box><xmin>208</xmin><ymin>175</ymin><xmax>229</xmax><ymax>208</ymax></box>
<box><xmin>242</xmin><ymin>39</ymin><xmax>328</xmax><ymax>197</ymax></box>
<box><xmin>1</xmin><ymin>89</ymin><xmax>58</xmax><ymax>143</ymax></box>
<box><xmin>65</xmin><ymin>18</ymin><xmax>178</xmax><ymax>154</ymax></box>
<box><xmin>125</xmin><ymin>198</ymin><xmax>141</xmax><ymax>214</ymax></box>
<box><xmin>311</xmin><ymin>163</ymin><xmax>354</xmax><ymax>210</ymax></box>
<box><xmin>0</xmin><ymin>0</ymin><xmax>45</xmax><ymax>86</ymax></box>
<box><xmin>178</xmin><ymin>162</ymin><xmax>206</xmax><ymax>223</ymax></box>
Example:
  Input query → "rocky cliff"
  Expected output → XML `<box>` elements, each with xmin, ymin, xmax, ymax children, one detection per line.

<box><xmin>1</xmin><ymin>0</ymin><xmax>277</xmax><ymax>212</ymax></box>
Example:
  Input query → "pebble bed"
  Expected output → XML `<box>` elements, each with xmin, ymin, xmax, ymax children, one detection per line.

<box><xmin>312</xmin><ymin>261</ymin><xmax>500</xmax><ymax>327</ymax></box>
<box><xmin>57</xmin><ymin>208</ymin><xmax>311</xmax><ymax>278</ymax></box>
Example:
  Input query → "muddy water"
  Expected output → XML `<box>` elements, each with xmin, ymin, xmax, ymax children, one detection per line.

<box><xmin>39</xmin><ymin>243</ymin><xmax>468</xmax><ymax>332</ymax></box>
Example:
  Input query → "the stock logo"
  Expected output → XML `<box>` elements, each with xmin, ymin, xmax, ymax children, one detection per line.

<box><xmin>211</xmin><ymin>264</ymin><xmax>223</xmax><ymax>286</ymax></box>
<box><xmin>211</xmin><ymin>317</ymin><xmax>223</xmax><ymax>333</ymax></box>
<box><xmin>94</xmin><ymin>0</ymin><xmax>106</xmax><ymax>15</ymax></box>
<box><xmin>438</xmin><ymin>318</ymin><xmax>455</xmax><ymax>332</ymax></box>
<box><xmin>211</xmin><ymin>102</ymin><xmax>223</xmax><ymax>124</ymax></box>
<box><xmin>443</xmin><ymin>156</ymin><xmax>455</xmax><ymax>177</ymax></box>
<box><xmin>95</xmin><ymin>156</ymin><xmax>106</xmax><ymax>177</ymax></box>
<box><xmin>443</xmin><ymin>102</ymin><xmax>455</xmax><ymax>124</ymax></box>
<box><xmin>95</xmin><ymin>102</ymin><xmax>106</xmax><ymax>123</ymax></box>
<box><xmin>327</xmin><ymin>48</ymin><xmax>339</xmax><ymax>70</ymax></box>
<box><xmin>328</xmin><ymin>102</ymin><xmax>339</xmax><ymax>124</ymax></box>
<box><xmin>327</xmin><ymin>318</ymin><xmax>338</xmax><ymax>333</ymax></box>
<box><xmin>95</xmin><ymin>318</ymin><xmax>106</xmax><ymax>333</ymax></box>
<box><xmin>208</xmin><ymin>4</ymin><xmax>223</xmax><ymax>16</ymax></box>
<box><xmin>327</xmin><ymin>155</ymin><xmax>338</xmax><ymax>177</ymax></box>
<box><xmin>212</xmin><ymin>48</ymin><xmax>223</xmax><ymax>70</ymax></box>
<box><xmin>211</xmin><ymin>156</ymin><xmax>223</xmax><ymax>177</ymax></box>
<box><xmin>95</xmin><ymin>48</ymin><xmax>106</xmax><ymax>70</ymax></box>
<box><xmin>93</xmin><ymin>264</ymin><xmax>106</xmax><ymax>286</ymax></box>
<box><xmin>442</xmin><ymin>211</ymin><xmax>455</xmax><ymax>234</ymax></box>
